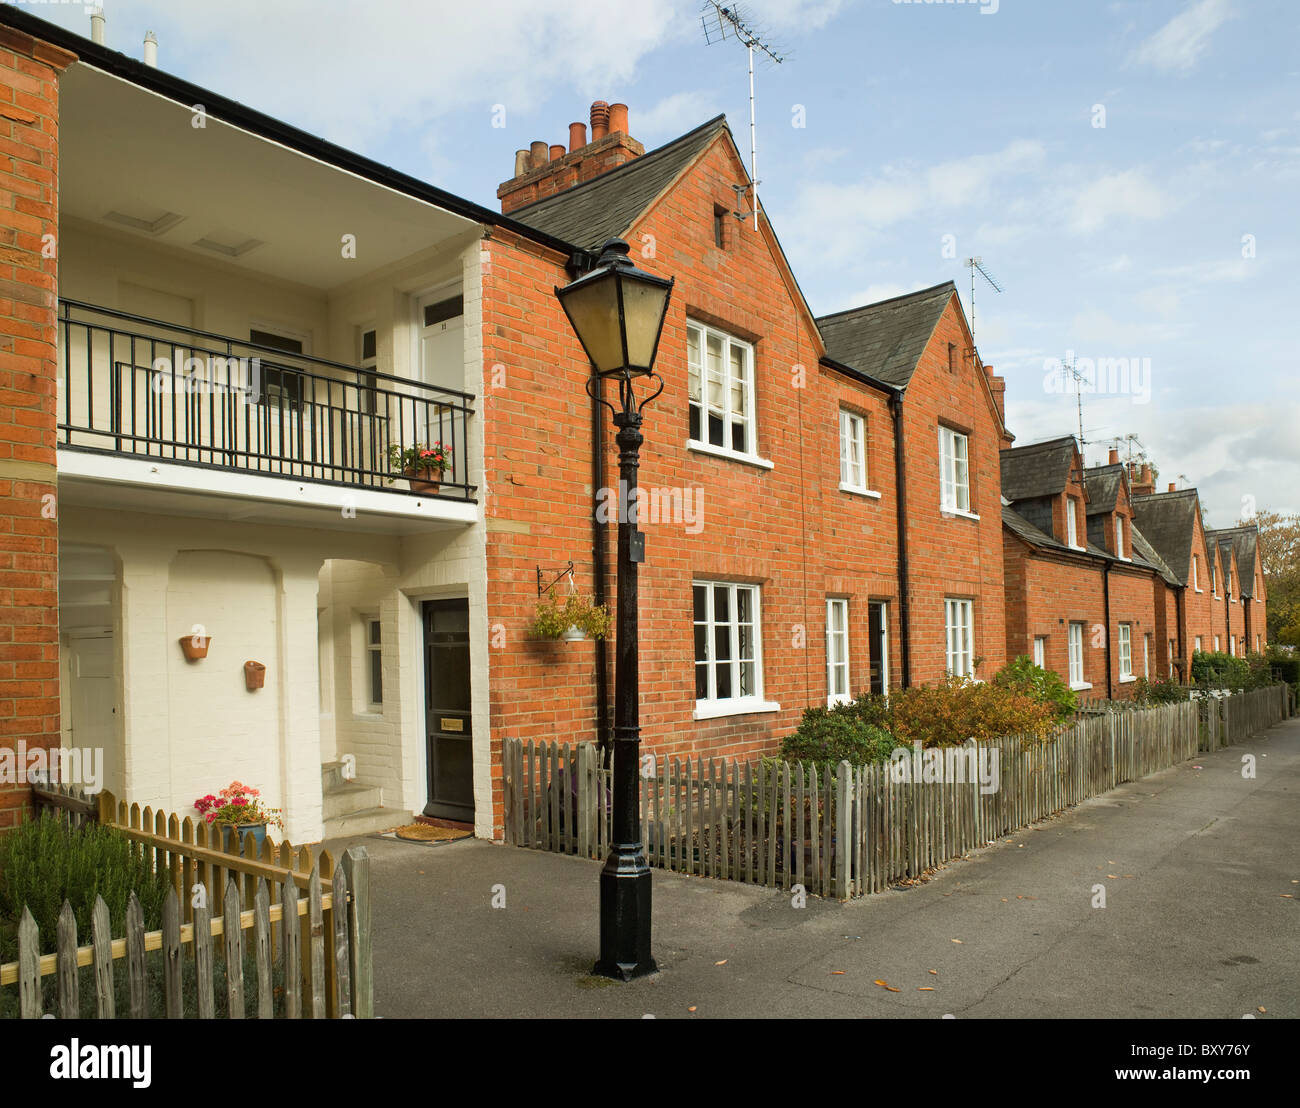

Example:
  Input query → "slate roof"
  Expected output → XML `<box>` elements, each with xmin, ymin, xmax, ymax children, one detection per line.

<box><xmin>509</xmin><ymin>116</ymin><xmax>729</xmax><ymax>251</ymax></box>
<box><xmin>1130</xmin><ymin>525</ymin><xmax>1179</xmax><ymax>586</ymax></box>
<box><xmin>1083</xmin><ymin>464</ymin><xmax>1124</xmax><ymax>516</ymax></box>
<box><xmin>1130</xmin><ymin>490</ymin><xmax>1200</xmax><ymax>585</ymax></box>
<box><xmin>1209</xmin><ymin>526</ymin><xmax>1261</xmax><ymax>597</ymax></box>
<box><xmin>999</xmin><ymin>437</ymin><xmax>1078</xmax><ymax>502</ymax></box>
<box><xmin>1002</xmin><ymin>505</ymin><xmax>1113</xmax><ymax>561</ymax></box>
<box><xmin>1207</xmin><ymin>531</ymin><xmax>1240</xmax><ymax>589</ymax></box>
<box><xmin>815</xmin><ymin>283</ymin><xmax>956</xmax><ymax>388</ymax></box>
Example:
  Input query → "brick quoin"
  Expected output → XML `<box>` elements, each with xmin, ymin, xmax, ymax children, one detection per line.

<box><xmin>0</xmin><ymin>25</ymin><xmax>74</xmax><ymax>828</ymax></box>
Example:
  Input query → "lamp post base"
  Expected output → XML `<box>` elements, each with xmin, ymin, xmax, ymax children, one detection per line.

<box><xmin>593</xmin><ymin>848</ymin><xmax>657</xmax><ymax>981</ymax></box>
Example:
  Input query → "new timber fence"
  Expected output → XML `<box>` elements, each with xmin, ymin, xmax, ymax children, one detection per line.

<box><xmin>1</xmin><ymin>788</ymin><xmax>373</xmax><ymax>1019</ymax></box>
<box><xmin>504</xmin><ymin>685</ymin><xmax>1290</xmax><ymax>900</ymax></box>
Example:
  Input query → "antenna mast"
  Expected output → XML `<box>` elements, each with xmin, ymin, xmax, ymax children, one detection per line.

<box><xmin>964</xmin><ymin>256</ymin><xmax>1003</xmax><ymax>349</ymax></box>
<box><xmin>701</xmin><ymin>3</ymin><xmax>784</xmax><ymax>230</ymax></box>
<box><xmin>1063</xmin><ymin>354</ymin><xmax>1088</xmax><ymax>451</ymax></box>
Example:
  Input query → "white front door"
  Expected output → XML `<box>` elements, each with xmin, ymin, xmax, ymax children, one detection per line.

<box><xmin>417</xmin><ymin>292</ymin><xmax>464</xmax><ymax>396</ymax></box>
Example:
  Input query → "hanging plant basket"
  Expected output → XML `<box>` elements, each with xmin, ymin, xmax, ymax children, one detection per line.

<box><xmin>531</xmin><ymin>593</ymin><xmax>611</xmax><ymax>642</ymax></box>
<box><xmin>179</xmin><ymin>635</ymin><xmax>211</xmax><ymax>661</ymax></box>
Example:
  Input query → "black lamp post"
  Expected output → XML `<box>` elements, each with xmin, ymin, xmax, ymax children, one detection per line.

<box><xmin>556</xmin><ymin>238</ymin><xmax>673</xmax><ymax>981</ymax></box>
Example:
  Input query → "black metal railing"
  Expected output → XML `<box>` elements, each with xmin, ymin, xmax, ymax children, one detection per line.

<box><xmin>57</xmin><ymin>299</ymin><xmax>475</xmax><ymax>501</ymax></box>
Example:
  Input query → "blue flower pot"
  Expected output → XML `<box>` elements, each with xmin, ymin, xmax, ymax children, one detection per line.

<box><xmin>220</xmin><ymin>822</ymin><xmax>267</xmax><ymax>855</ymax></box>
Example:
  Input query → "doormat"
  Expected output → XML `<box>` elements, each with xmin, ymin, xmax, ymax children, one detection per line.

<box><xmin>393</xmin><ymin>823</ymin><xmax>472</xmax><ymax>843</ymax></box>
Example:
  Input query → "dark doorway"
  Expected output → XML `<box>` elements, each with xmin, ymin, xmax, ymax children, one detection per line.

<box><xmin>422</xmin><ymin>598</ymin><xmax>473</xmax><ymax>822</ymax></box>
<box><xmin>868</xmin><ymin>601</ymin><xmax>889</xmax><ymax>696</ymax></box>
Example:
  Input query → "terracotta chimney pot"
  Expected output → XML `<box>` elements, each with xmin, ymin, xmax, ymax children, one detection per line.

<box><xmin>1109</xmin><ymin>448</ymin><xmax>1120</xmax><ymax>465</ymax></box>
<box><xmin>513</xmin><ymin>149</ymin><xmax>530</xmax><ymax>177</ymax></box>
<box><xmin>608</xmin><ymin>103</ymin><xmax>629</xmax><ymax>135</ymax></box>
<box><xmin>549</xmin><ymin>143</ymin><xmax>565</xmax><ymax>162</ymax></box>
<box><xmin>568</xmin><ymin>121</ymin><xmax>587</xmax><ymax>152</ymax></box>
<box><xmin>1168</xmin><ymin>482</ymin><xmax>1177</xmax><ymax>492</ymax></box>
<box><xmin>590</xmin><ymin>100</ymin><xmax>609</xmax><ymax>141</ymax></box>
<box><xmin>529</xmin><ymin>140</ymin><xmax>548</xmax><ymax>170</ymax></box>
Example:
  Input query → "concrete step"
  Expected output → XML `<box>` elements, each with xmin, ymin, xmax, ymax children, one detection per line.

<box><xmin>322</xmin><ymin>806</ymin><xmax>409</xmax><ymax>840</ymax></box>
<box><xmin>322</xmin><ymin>781</ymin><xmax>382</xmax><ymax>821</ymax></box>
<box><xmin>322</xmin><ymin>761</ymin><xmax>348</xmax><ymax>791</ymax></box>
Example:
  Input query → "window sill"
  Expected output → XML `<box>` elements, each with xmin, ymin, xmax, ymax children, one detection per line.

<box><xmin>1068</xmin><ymin>543</ymin><xmax>1087</xmax><ymax>552</ymax></box>
<box><xmin>1116</xmin><ymin>555</ymin><xmax>1131</xmax><ymax>563</ymax></box>
<box><xmin>693</xmin><ymin>697</ymin><xmax>781</xmax><ymax>721</ymax></box>
<box><xmin>1118</xmin><ymin>674</ymin><xmax>1137</xmax><ymax>684</ymax></box>
<box><xmin>1194</xmin><ymin>588</ymin><xmax>1204</xmax><ymax>594</ymax></box>
<box><xmin>839</xmin><ymin>484</ymin><xmax>882</xmax><ymax>500</ymax></box>
<box><xmin>1070</xmin><ymin>681</ymin><xmax>1093</xmax><ymax>692</ymax></box>
<box><xmin>941</xmin><ymin>506</ymin><xmax>981</xmax><ymax>521</ymax></box>
<box><xmin>687</xmin><ymin>440</ymin><xmax>774</xmax><ymax>470</ymax></box>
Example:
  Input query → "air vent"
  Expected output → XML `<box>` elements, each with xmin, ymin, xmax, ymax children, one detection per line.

<box><xmin>103</xmin><ymin>207</ymin><xmax>185</xmax><ymax>235</ymax></box>
<box><xmin>193</xmin><ymin>232</ymin><xmax>264</xmax><ymax>258</ymax></box>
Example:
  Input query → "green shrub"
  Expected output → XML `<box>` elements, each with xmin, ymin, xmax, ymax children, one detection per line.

<box><xmin>889</xmin><ymin>675</ymin><xmax>1060</xmax><ymax>747</ymax></box>
<box><xmin>0</xmin><ymin>815</ymin><xmax>172</xmax><ymax>960</ymax></box>
<box><xmin>1191</xmin><ymin>650</ymin><xmax>1265</xmax><ymax>691</ymax></box>
<box><xmin>781</xmin><ymin>697</ymin><xmax>901</xmax><ymax>775</ymax></box>
<box><xmin>1132</xmin><ymin>673</ymin><xmax>1191</xmax><ymax>704</ymax></box>
<box><xmin>992</xmin><ymin>655</ymin><xmax>1078</xmax><ymax>721</ymax></box>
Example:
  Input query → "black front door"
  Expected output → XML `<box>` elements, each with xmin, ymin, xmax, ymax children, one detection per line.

<box><xmin>422</xmin><ymin>598</ymin><xmax>473</xmax><ymax>822</ymax></box>
<box><xmin>868</xmin><ymin>601</ymin><xmax>888</xmax><ymax>696</ymax></box>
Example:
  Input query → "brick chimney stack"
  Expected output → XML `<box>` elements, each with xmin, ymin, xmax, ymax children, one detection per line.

<box><xmin>983</xmin><ymin>364</ymin><xmax>1007</xmax><ymax>424</ymax></box>
<box><xmin>498</xmin><ymin>100</ymin><xmax>645</xmax><ymax>214</ymax></box>
<box><xmin>1130</xmin><ymin>462</ymin><xmax>1155</xmax><ymax>496</ymax></box>
<box><xmin>1108</xmin><ymin>448</ymin><xmax>1120</xmax><ymax>465</ymax></box>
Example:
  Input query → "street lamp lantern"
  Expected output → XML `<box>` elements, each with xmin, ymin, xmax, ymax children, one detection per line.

<box><xmin>556</xmin><ymin>237</ymin><xmax>673</xmax><ymax>981</ymax></box>
<box><xmin>556</xmin><ymin>238</ymin><xmax>674</xmax><ymax>379</ymax></box>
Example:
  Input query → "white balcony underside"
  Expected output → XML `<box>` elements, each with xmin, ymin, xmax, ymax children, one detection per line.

<box><xmin>57</xmin><ymin>448</ymin><xmax>477</xmax><ymax>534</ymax></box>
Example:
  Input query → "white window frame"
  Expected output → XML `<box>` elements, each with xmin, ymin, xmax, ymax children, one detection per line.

<box><xmin>1118</xmin><ymin>623</ymin><xmax>1134</xmax><ymax>682</ymax></box>
<box><xmin>1229</xmin><ymin>635</ymin><xmax>1236</xmax><ymax>656</ymax></box>
<box><xmin>838</xmin><ymin>409</ymin><xmax>873</xmax><ymax>495</ymax></box>
<box><xmin>1214</xmin><ymin>635</ymin><xmax>1221</xmax><ymax>652</ymax></box>
<box><xmin>687</xmin><ymin>321</ymin><xmax>767</xmax><ymax>467</ymax></box>
<box><xmin>1032</xmin><ymin>636</ymin><xmax>1046</xmax><ymax>668</ymax></box>
<box><xmin>944</xmin><ymin>598</ymin><xmax>974</xmax><ymax>678</ymax></box>
<box><xmin>825</xmin><ymin>597</ymin><xmax>851</xmax><ymax>707</ymax></box>
<box><xmin>938</xmin><ymin>426</ymin><xmax>973</xmax><ymax>516</ymax></box>
<box><xmin>364</xmin><ymin>615</ymin><xmax>382</xmax><ymax>710</ymax></box>
<box><xmin>1192</xmin><ymin>554</ymin><xmax>1201</xmax><ymax>592</ymax></box>
<box><xmin>1143</xmin><ymin>633</ymin><xmax>1151</xmax><ymax>679</ymax></box>
<box><xmin>1068</xmin><ymin>622</ymin><xmax>1089</xmax><ymax>689</ymax></box>
<box><xmin>1194</xmin><ymin>636</ymin><xmax>1202</xmax><ymax>653</ymax></box>
<box><xmin>1115</xmin><ymin>515</ymin><xmax>1129</xmax><ymax>560</ymax></box>
<box><xmin>1066</xmin><ymin>497</ymin><xmax>1083</xmax><ymax>549</ymax></box>
<box><xmin>1169</xmin><ymin>639</ymin><xmax>1176</xmax><ymax>677</ymax></box>
<box><xmin>692</xmin><ymin>581</ymin><xmax>779</xmax><ymax>720</ymax></box>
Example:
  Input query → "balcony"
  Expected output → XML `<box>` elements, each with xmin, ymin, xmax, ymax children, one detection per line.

<box><xmin>56</xmin><ymin>301</ymin><xmax>477</xmax><ymax>531</ymax></box>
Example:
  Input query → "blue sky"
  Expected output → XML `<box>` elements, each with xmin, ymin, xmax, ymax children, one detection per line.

<box><xmin>21</xmin><ymin>0</ymin><xmax>1299</xmax><ymax>519</ymax></box>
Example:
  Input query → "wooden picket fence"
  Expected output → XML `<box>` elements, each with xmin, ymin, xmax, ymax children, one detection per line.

<box><xmin>1</xmin><ymin>787</ymin><xmax>373</xmax><ymax>1019</ymax></box>
<box><xmin>505</xmin><ymin>691</ymin><xmax>1287</xmax><ymax>899</ymax></box>
<box><xmin>1209</xmin><ymin>684</ymin><xmax>1289</xmax><ymax>750</ymax></box>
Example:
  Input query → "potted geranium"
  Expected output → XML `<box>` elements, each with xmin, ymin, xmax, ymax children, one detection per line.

<box><xmin>530</xmin><ymin>593</ymin><xmax>612</xmax><ymax>643</ymax></box>
<box><xmin>387</xmin><ymin>441</ymin><xmax>452</xmax><ymax>494</ymax></box>
<box><xmin>194</xmin><ymin>781</ymin><xmax>283</xmax><ymax>855</ymax></box>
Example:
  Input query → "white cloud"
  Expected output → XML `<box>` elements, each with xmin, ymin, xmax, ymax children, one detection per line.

<box><xmin>63</xmin><ymin>0</ymin><xmax>684</xmax><ymax>150</ymax></box>
<box><xmin>1068</xmin><ymin>170</ymin><xmax>1171</xmax><ymax>233</ymax></box>
<box><xmin>634</xmin><ymin>91</ymin><xmax>723</xmax><ymax>142</ymax></box>
<box><xmin>1129</xmin><ymin>0</ymin><xmax>1233</xmax><ymax>74</ymax></box>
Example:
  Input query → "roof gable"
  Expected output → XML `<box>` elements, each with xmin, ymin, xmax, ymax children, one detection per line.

<box><xmin>816</xmin><ymin>283</ymin><xmax>955</xmax><ymax>389</ymax></box>
<box><xmin>1001</xmin><ymin>437</ymin><xmax>1078</xmax><ymax>502</ymax></box>
<box><xmin>1131</xmin><ymin>489</ymin><xmax>1201</xmax><ymax>585</ymax></box>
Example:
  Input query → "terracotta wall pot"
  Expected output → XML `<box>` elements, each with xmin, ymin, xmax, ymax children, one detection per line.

<box><xmin>403</xmin><ymin>466</ymin><xmax>444</xmax><ymax>494</ymax></box>
<box><xmin>244</xmin><ymin>660</ymin><xmax>266</xmax><ymax>690</ymax></box>
<box><xmin>180</xmin><ymin>635</ymin><xmax>210</xmax><ymax>661</ymax></box>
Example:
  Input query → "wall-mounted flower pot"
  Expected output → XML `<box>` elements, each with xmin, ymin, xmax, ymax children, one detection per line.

<box><xmin>561</xmin><ymin>625</ymin><xmax>587</xmax><ymax>643</ymax></box>
<box><xmin>244</xmin><ymin>660</ymin><xmax>266</xmax><ymax>691</ymax></box>
<box><xmin>179</xmin><ymin>635</ymin><xmax>211</xmax><ymax>661</ymax></box>
<box><xmin>403</xmin><ymin>466</ymin><xmax>444</xmax><ymax>495</ymax></box>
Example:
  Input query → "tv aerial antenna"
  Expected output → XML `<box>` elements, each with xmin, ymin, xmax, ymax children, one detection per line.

<box><xmin>701</xmin><ymin>3</ymin><xmax>784</xmax><ymax>230</ymax></box>
<box><xmin>1060</xmin><ymin>353</ymin><xmax>1091</xmax><ymax>451</ymax></box>
<box><xmin>964</xmin><ymin>256</ymin><xmax>1003</xmax><ymax>349</ymax></box>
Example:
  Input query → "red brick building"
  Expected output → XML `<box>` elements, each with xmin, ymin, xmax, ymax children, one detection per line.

<box><xmin>0</xmin><ymin>5</ymin><xmax>1271</xmax><ymax>838</ymax></box>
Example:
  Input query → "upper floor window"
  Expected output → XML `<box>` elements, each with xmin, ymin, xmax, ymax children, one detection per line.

<box><xmin>365</xmin><ymin>616</ymin><xmax>382</xmax><ymax>708</ymax></box>
<box><xmin>1066</xmin><ymin>498</ymin><xmax>1080</xmax><ymax>548</ymax></box>
<box><xmin>825</xmin><ymin>598</ymin><xmax>850</xmax><ymax>707</ymax></box>
<box><xmin>1192</xmin><ymin>554</ymin><xmax>1200</xmax><ymax>591</ymax></box>
<box><xmin>713</xmin><ymin>206</ymin><xmax>727</xmax><ymax>249</ymax></box>
<box><xmin>358</xmin><ymin>327</ymin><xmax>378</xmax><ymax>415</ymax></box>
<box><xmin>938</xmin><ymin>426</ymin><xmax>970</xmax><ymax>513</ymax></box>
<box><xmin>687</xmin><ymin>322</ymin><xmax>756</xmax><ymax>459</ymax></box>
<box><xmin>1033</xmin><ymin>636</ymin><xmax>1046</xmax><ymax>668</ymax></box>
<box><xmin>1115</xmin><ymin>515</ymin><xmax>1127</xmax><ymax>559</ymax></box>
<box><xmin>251</xmin><ymin>327</ymin><xmax>304</xmax><ymax>409</ymax></box>
<box><xmin>944</xmin><ymin>598</ymin><xmax>974</xmax><ymax>678</ymax></box>
<box><xmin>839</xmin><ymin>410</ymin><xmax>868</xmax><ymax>492</ymax></box>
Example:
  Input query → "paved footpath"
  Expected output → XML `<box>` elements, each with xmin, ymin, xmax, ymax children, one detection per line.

<box><xmin>328</xmin><ymin>717</ymin><xmax>1300</xmax><ymax>1019</ymax></box>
